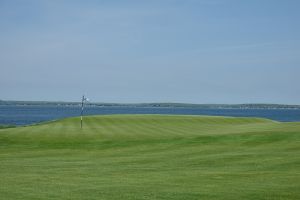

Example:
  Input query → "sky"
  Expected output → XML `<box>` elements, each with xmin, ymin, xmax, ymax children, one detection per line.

<box><xmin>1</xmin><ymin>0</ymin><xmax>300</xmax><ymax>104</ymax></box>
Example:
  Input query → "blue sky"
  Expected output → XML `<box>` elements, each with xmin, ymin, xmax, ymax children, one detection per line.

<box><xmin>1</xmin><ymin>0</ymin><xmax>300</xmax><ymax>104</ymax></box>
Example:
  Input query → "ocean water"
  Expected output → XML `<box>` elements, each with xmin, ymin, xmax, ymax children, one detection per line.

<box><xmin>0</xmin><ymin>105</ymin><xmax>300</xmax><ymax>126</ymax></box>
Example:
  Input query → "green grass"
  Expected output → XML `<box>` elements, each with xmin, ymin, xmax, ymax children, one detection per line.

<box><xmin>0</xmin><ymin>124</ymin><xmax>15</xmax><ymax>129</ymax></box>
<box><xmin>0</xmin><ymin>114</ymin><xmax>299</xmax><ymax>200</ymax></box>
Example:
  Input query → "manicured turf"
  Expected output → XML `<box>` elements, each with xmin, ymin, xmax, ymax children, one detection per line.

<box><xmin>0</xmin><ymin>115</ymin><xmax>299</xmax><ymax>200</ymax></box>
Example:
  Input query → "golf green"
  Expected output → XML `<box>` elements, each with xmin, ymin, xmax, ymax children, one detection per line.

<box><xmin>0</xmin><ymin>115</ymin><xmax>299</xmax><ymax>200</ymax></box>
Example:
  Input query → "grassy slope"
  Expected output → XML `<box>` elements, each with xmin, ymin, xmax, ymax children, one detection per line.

<box><xmin>0</xmin><ymin>115</ymin><xmax>299</xmax><ymax>200</ymax></box>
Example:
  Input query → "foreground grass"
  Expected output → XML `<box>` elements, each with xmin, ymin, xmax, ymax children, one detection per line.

<box><xmin>0</xmin><ymin>115</ymin><xmax>299</xmax><ymax>200</ymax></box>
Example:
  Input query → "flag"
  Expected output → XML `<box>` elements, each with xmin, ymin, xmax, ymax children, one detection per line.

<box><xmin>82</xmin><ymin>96</ymin><xmax>89</xmax><ymax>102</ymax></box>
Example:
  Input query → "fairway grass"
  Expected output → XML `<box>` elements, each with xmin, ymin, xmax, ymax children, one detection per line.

<box><xmin>0</xmin><ymin>115</ymin><xmax>299</xmax><ymax>200</ymax></box>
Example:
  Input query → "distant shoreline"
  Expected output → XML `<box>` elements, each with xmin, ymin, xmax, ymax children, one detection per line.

<box><xmin>1</xmin><ymin>100</ymin><xmax>299</xmax><ymax>110</ymax></box>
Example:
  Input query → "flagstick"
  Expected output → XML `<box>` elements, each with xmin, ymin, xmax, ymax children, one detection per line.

<box><xmin>80</xmin><ymin>95</ymin><xmax>90</xmax><ymax>129</ymax></box>
<box><xmin>81</xmin><ymin>95</ymin><xmax>84</xmax><ymax>129</ymax></box>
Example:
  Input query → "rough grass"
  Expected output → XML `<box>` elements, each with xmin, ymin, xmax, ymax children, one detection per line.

<box><xmin>0</xmin><ymin>115</ymin><xmax>299</xmax><ymax>200</ymax></box>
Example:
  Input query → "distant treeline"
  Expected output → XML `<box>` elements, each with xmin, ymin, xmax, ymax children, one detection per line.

<box><xmin>0</xmin><ymin>100</ymin><xmax>299</xmax><ymax>109</ymax></box>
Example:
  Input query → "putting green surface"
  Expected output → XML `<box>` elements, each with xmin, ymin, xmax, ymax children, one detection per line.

<box><xmin>0</xmin><ymin>115</ymin><xmax>299</xmax><ymax>200</ymax></box>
